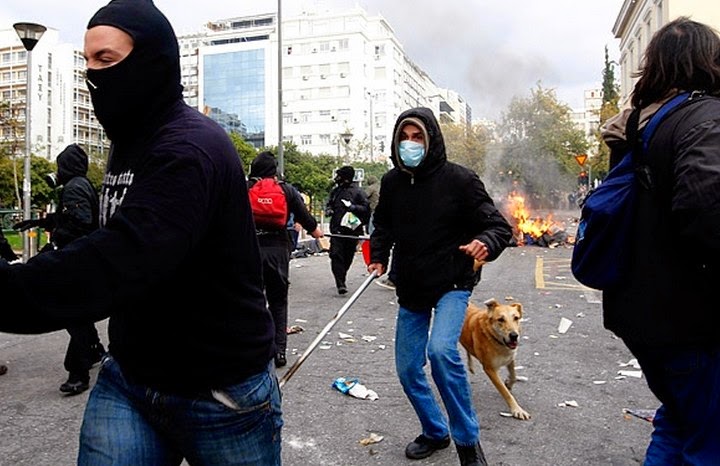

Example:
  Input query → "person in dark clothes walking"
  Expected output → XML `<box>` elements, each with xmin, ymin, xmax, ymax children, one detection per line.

<box><xmin>248</xmin><ymin>151</ymin><xmax>323</xmax><ymax>368</ymax></box>
<box><xmin>368</xmin><ymin>108</ymin><xmax>512</xmax><ymax>466</ymax></box>
<box><xmin>600</xmin><ymin>18</ymin><xmax>720</xmax><ymax>465</ymax></box>
<box><xmin>0</xmin><ymin>0</ymin><xmax>281</xmax><ymax>463</ymax></box>
<box><xmin>14</xmin><ymin>144</ymin><xmax>106</xmax><ymax>395</ymax></box>
<box><xmin>325</xmin><ymin>166</ymin><xmax>370</xmax><ymax>294</ymax></box>
<box><xmin>0</xmin><ymin>228</ymin><xmax>17</xmax><ymax>377</ymax></box>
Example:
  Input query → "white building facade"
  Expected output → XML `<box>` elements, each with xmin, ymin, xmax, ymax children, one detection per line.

<box><xmin>613</xmin><ymin>0</ymin><xmax>720</xmax><ymax>107</ymax></box>
<box><xmin>178</xmin><ymin>6</ymin><xmax>470</xmax><ymax>163</ymax></box>
<box><xmin>0</xmin><ymin>28</ymin><xmax>107</xmax><ymax>161</ymax></box>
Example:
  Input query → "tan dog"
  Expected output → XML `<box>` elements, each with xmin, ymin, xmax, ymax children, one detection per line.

<box><xmin>460</xmin><ymin>298</ymin><xmax>530</xmax><ymax>420</ymax></box>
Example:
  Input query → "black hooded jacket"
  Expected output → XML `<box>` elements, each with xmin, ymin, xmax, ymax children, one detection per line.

<box><xmin>370</xmin><ymin>107</ymin><xmax>512</xmax><ymax>311</ymax></box>
<box><xmin>0</xmin><ymin>0</ymin><xmax>273</xmax><ymax>393</ymax></box>
<box><xmin>50</xmin><ymin>144</ymin><xmax>99</xmax><ymax>248</ymax></box>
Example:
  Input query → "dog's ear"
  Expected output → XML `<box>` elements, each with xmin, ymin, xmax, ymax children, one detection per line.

<box><xmin>484</xmin><ymin>298</ymin><xmax>499</xmax><ymax>312</ymax></box>
<box><xmin>510</xmin><ymin>302</ymin><xmax>523</xmax><ymax>317</ymax></box>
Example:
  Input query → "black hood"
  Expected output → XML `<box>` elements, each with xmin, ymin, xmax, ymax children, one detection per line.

<box><xmin>391</xmin><ymin>107</ymin><xmax>446</xmax><ymax>177</ymax></box>
<box><xmin>56</xmin><ymin>144</ymin><xmax>89</xmax><ymax>185</ymax></box>
<box><xmin>249</xmin><ymin>151</ymin><xmax>277</xmax><ymax>179</ymax></box>
<box><xmin>86</xmin><ymin>0</ymin><xmax>183</xmax><ymax>142</ymax></box>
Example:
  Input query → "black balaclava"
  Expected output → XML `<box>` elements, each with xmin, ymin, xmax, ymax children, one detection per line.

<box><xmin>335</xmin><ymin>166</ymin><xmax>354</xmax><ymax>185</ymax></box>
<box><xmin>86</xmin><ymin>0</ymin><xmax>183</xmax><ymax>142</ymax></box>
<box><xmin>249</xmin><ymin>151</ymin><xmax>278</xmax><ymax>179</ymax></box>
<box><xmin>56</xmin><ymin>144</ymin><xmax>89</xmax><ymax>185</ymax></box>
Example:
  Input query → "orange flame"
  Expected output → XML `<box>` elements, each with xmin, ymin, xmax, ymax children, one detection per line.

<box><xmin>506</xmin><ymin>192</ymin><xmax>557</xmax><ymax>244</ymax></box>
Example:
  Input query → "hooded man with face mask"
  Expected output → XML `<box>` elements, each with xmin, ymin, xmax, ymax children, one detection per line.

<box><xmin>0</xmin><ymin>1</ymin><xmax>281</xmax><ymax>464</ymax></box>
<box><xmin>368</xmin><ymin>108</ymin><xmax>512</xmax><ymax>466</ymax></box>
<box><xmin>325</xmin><ymin>165</ymin><xmax>370</xmax><ymax>295</ymax></box>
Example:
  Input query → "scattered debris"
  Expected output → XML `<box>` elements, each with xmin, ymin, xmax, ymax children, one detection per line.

<box><xmin>576</xmin><ymin>312</ymin><xmax>586</xmax><ymax>318</ymax></box>
<box><xmin>617</xmin><ymin>370</ymin><xmax>643</xmax><ymax>378</ymax></box>
<box><xmin>499</xmin><ymin>412</ymin><xmax>513</xmax><ymax>417</ymax></box>
<box><xmin>319</xmin><ymin>341</ymin><xmax>332</xmax><ymax>350</ymax></box>
<box><xmin>295</xmin><ymin>319</ymin><xmax>308</xmax><ymax>323</ymax></box>
<box><xmin>504</xmin><ymin>296</ymin><xmax>515</xmax><ymax>301</ymax></box>
<box><xmin>338</xmin><ymin>332</ymin><xmax>356</xmax><ymax>342</ymax></box>
<box><xmin>558</xmin><ymin>400</ymin><xmax>579</xmax><ymax>408</ymax></box>
<box><xmin>558</xmin><ymin>317</ymin><xmax>573</xmax><ymax>334</ymax></box>
<box><xmin>592</xmin><ymin>380</ymin><xmax>607</xmax><ymax>385</ymax></box>
<box><xmin>361</xmin><ymin>335</ymin><xmax>377</xmax><ymax>342</ymax></box>
<box><xmin>619</xmin><ymin>358</ymin><xmax>640</xmax><ymax>369</ymax></box>
<box><xmin>359</xmin><ymin>433</ymin><xmax>384</xmax><ymax>446</ymax></box>
<box><xmin>287</xmin><ymin>325</ymin><xmax>304</xmax><ymax>335</ymax></box>
<box><xmin>623</xmin><ymin>408</ymin><xmax>656</xmax><ymax>423</ymax></box>
<box><xmin>515</xmin><ymin>375</ymin><xmax>529</xmax><ymax>382</ymax></box>
<box><xmin>332</xmin><ymin>377</ymin><xmax>379</xmax><ymax>401</ymax></box>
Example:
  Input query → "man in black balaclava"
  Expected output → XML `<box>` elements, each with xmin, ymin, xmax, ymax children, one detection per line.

<box><xmin>14</xmin><ymin>144</ymin><xmax>106</xmax><ymax>396</ymax></box>
<box><xmin>325</xmin><ymin>166</ymin><xmax>370</xmax><ymax>294</ymax></box>
<box><xmin>0</xmin><ymin>1</ymin><xmax>281</xmax><ymax>464</ymax></box>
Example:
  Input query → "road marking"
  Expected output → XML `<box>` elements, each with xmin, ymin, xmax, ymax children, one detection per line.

<box><xmin>536</xmin><ymin>256</ymin><xmax>595</xmax><ymax>292</ymax></box>
<box><xmin>535</xmin><ymin>256</ymin><xmax>545</xmax><ymax>289</ymax></box>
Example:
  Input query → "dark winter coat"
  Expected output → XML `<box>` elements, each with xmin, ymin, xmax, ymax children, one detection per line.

<box><xmin>370</xmin><ymin>107</ymin><xmax>512</xmax><ymax>311</ymax></box>
<box><xmin>49</xmin><ymin>144</ymin><xmax>99</xmax><ymax>248</ymax></box>
<box><xmin>602</xmin><ymin>95</ymin><xmax>720</xmax><ymax>349</ymax></box>
<box><xmin>326</xmin><ymin>182</ymin><xmax>370</xmax><ymax>236</ymax></box>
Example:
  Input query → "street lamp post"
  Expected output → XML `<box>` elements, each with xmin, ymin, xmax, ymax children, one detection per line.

<box><xmin>367</xmin><ymin>92</ymin><xmax>374</xmax><ymax>162</ymax></box>
<box><xmin>14</xmin><ymin>22</ymin><xmax>46</xmax><ymax>262</ymax></box>
<box><xmin>340</xmin><ymin>131</ymin><xmax>353</xmax><ymax>164</ymax></box>
<box><xmin>276</xmin><ymin>0</ymin><xmax>284</xmax><ymax>178</ymax></box>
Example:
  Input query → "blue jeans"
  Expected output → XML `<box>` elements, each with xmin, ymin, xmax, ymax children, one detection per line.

<box><xmin>79</xmin><ymin>356</ymin><xmax>283</xmax><ymax>465</ymax></box>
<box><xmin>395</xmin><ymin>289</ymin><xmax>479</xmax><ymax>446</ymax></box>
<box><xmin>623</xmin><ymin>341</ymin><xmax>720</xmax><ymax>466</ymax></box>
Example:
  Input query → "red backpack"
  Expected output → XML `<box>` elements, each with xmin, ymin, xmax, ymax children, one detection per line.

<box><xmin>248</xmin><ymin>178</ymin><xmax>288</xmax><ymax>230</ymax></box>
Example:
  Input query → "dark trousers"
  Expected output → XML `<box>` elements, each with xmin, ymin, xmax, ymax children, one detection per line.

<box><xmin>260</xmin><ymin>244</ymin><xmax>291</xmax><ymax>353</ymax></box>
<box><xmin>329</xmin><ymin>236</ymin><xmax>358</xmax><ymax>288</ymax></box>
<box><xmin>64</xmin><ymin>323</ymin><xmax>102</xmax><ymax>382</ymax></box>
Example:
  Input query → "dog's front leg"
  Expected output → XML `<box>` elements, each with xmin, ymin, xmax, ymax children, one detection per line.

<box><xmin>484</xmin><ymin>366</ymin><xmax>530</xmax><ymax>420</ymax></box>
<box><xmin>504</xmin><ymin>359</ymin><xmax>517</xmax><ymax>391</ymax></box>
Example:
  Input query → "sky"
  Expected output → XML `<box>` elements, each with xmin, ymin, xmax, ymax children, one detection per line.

<box><xmin>0</xmin><ymin>0</ymin><xmax>626</xmax><ymax>120</ymax></box>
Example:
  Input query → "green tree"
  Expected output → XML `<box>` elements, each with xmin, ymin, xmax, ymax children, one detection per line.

<box><xmin>590</xmin><ymin>46</ymin><xmax>621</xmax><ymax>180</ymax></box>
<box><xmin>496</xmin><ymin>83</ymin><xmax>589</xmax><ymax>207</ymax></box>
<box><xmin>228</xmin><ymin>131</ymin><xmax>259</xmax><ymax>174</ymax></box>
<box><xmin>441</xmin><ymin>121</ymin><xmax>490</xmax><ymax>175</ymax></box>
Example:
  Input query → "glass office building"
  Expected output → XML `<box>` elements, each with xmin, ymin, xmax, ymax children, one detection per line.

<box><xmin>203</xmin><ymin>48</ymin><xmax>266</xmax><ymax>148</ymax></box>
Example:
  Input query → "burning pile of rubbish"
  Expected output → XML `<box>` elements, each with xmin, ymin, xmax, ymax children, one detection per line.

<box><xmin>504</xmin><ymin>192</ymin><xmax>572</xmax><ymax>247</ymax></box>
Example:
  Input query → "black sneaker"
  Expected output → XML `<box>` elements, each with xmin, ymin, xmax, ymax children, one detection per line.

<box><xmin>456</xmin><ymin>442</ymin><xmax>488</xmax><ymax>466</ymax></box>
<box><xmin>337</xmin><ymin>285</ymin><xmax>348</xmax><ymax>295</ymax></box>
<box><xmin>274</xmin><ymin>351</ymin><xmax>287</xmax><ymax>368</ymax></box>
<box><xmin>60</xmin><ymin>374</ymin><xmax>90</xmax><ymax>395</ymax></box>
<box><xmin>405</xmin><ymin>434</ymin><xmax>451</xmax><ymax>460</ymax></box>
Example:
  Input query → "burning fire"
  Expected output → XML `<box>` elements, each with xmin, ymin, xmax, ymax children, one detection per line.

<box><xmin>506</xmin><ymin>192</ymin><xmax>557</xmax><ymax>244</ymax></box>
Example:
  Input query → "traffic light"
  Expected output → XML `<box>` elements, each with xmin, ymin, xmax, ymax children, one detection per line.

<box><xmin>578</xmin><ymin>171</ymin><xmax>589</xmax><ymax>187</ymax></box>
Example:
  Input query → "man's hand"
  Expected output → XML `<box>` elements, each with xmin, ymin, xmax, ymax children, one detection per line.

<box><xmin>459</xmin><ymin>239</ymin><xmax>489</xmax><ymax>262</ymax></box>
<box><xmin>368</xmin><ymin>262</ymin><xmax>385</xmax><ymax>276</ymax></box>
<box><xmin>310</xmin><ymin>227</ymin><xmax>324</xmax><ymax>239</ymax></box>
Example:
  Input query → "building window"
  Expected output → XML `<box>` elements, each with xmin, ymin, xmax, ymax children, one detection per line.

<box><xmin>300</xmin><ymin>134</ymin><xmax>312</xmax><ymax>145</ymax></box>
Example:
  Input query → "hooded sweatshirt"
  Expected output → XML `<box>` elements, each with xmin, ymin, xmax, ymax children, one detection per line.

<box><xmin>370</xmin><ymin>107</ymin><xmax>512</xmax><ymax>311</ymax></box>
<box><xmin>0</xmin><ymin>0</ymin><xmax>273</xmax><ymax>393</ymax></box>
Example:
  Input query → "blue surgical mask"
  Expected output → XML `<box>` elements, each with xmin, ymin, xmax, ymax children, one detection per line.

<box><xmin>398</xmin><ymin>140</ymin><xmax>426</xmax><ymax>168</ymax></box>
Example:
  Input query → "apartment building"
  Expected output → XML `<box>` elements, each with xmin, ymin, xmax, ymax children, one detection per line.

<box><xmin>0</xmin><ymin>27</ymin><xmax>108</xmax><ymax>161</ymax></box>
<box><xmin>178</xmin><ymin>6</ymin><xmax>470</xmax><ymax>162</ymax></box>
<box><xmin>613</xmin><ymin>0</ymin><xmax>720</xmax><ymax>106</ymax></box>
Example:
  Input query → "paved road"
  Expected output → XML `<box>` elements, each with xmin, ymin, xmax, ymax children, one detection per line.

<box><xmin>0</xmin><ymin>222</ymin><xmax>657</xmax><ymax>465</ymax></box>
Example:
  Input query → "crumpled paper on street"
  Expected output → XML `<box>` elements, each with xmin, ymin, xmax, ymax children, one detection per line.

<box><xmin>332</xmin><ymin>377</ymin><xmax>379</xmax><ymax>401</ymax></box>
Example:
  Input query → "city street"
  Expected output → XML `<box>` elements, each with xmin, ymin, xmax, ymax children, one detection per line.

<box><xmin>0</xmin><ymin>216</ymin><xmax>658</xmax><ymax>465</ymax></box>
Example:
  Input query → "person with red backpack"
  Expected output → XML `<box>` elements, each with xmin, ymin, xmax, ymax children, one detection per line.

<box><xmin>248</xmin><ymin>151</ymin><xmax>323</xmax><ymax>367</ymax></box>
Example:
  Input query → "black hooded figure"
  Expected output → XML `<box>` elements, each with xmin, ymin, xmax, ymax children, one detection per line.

<box><xmin>248</xmin><ymin>151</ymin><xmax>323</xmax><ymax>367</ymax></box>
<box><xmin>325</xmin><ymin>166</ymin><xmax>370</xmax><ymax>294</ymax></box>
<box><xmin>0</xmin><ymin>0</ymin><xmax>281</xmax><ymax>463</ymax></box>
<box><xmin>14</xmin><ymin>144</ymin><xmax>105</xmax><ymax>395</ymax></box>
